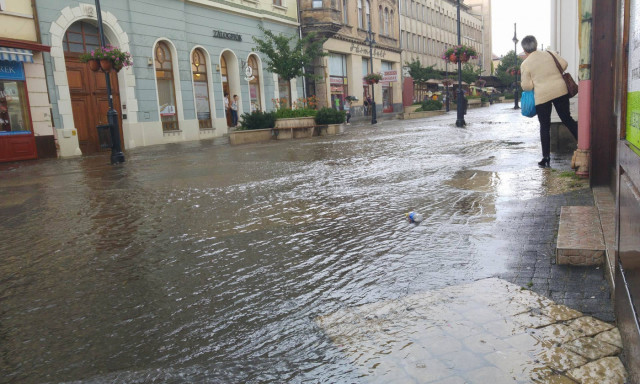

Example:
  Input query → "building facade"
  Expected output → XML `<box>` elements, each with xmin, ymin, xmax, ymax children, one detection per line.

<box><xmin>300</xmin><ymin>0</ymin><xmax>402</xmax><ymax>117</ymax></box>
<box><xmin>35</xmin><ymin>0</ymin><xmax>303</xmax><ymax>158</ymax></box>
<box><xmin>0</xmin><ymin>0</ymin><xmax>53</xmax><ymax>162</ymax></box>
<box><xmin>399</xmin><ymin>0</ymin><xmax>484</xmax><ymax>74</ymax></box>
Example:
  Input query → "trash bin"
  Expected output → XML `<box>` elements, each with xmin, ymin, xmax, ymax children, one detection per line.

<box><xmin>96</xmin><ymin>124</ymin><xmax>112</xmax><ymax>149</ymax></box>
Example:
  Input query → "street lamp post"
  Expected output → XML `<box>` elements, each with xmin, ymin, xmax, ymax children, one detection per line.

<box><xmin>95</xmin><ymin>0</ymin><xmax>125</xmax><ymax>164</ymax></box>
<box><xmin>455</xmin><ymin>0</ymin><xmax>466</xmax><ymax>127</ymax></box>
<box><xmin>364</xmin><ymin>19</ymin><xmax>377</xmax><ymax>124</ymax></box>
<box><xmin>512</xmin><ymin>23</ymin><xmax>520</xmax><ymax>110</ymax></box>
<box><xmin>445</xmin><ymin>56</ymin><xmax>450</xmax><ymax>112</ymax></box>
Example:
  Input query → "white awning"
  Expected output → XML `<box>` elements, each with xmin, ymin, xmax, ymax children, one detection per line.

<box><xmin>0</xmin><ymin>47</ymin><xmax>34</xmax><ymax>63</ymax></box>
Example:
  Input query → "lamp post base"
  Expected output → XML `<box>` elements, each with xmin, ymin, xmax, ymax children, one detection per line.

<box><xmin>371</xmin><ymin>102</ymin><xmax>377</xmax><ymax>124</ymax></box>
<box><xmin>107</xmin><ymin>109</ymin><xmax>125</xmax><ymax>164</ymax></box>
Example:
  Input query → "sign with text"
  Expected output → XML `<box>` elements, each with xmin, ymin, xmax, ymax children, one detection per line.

<box><xmin>349</xmin><ymin>43</ymin><xmax>388</xmax><ymax>59</ymax></box>
<box><xmin>213</xmin><ymin>30</ymin><xmax>242</xmax><ymax>42</ymax></box>
<box><xmin>627</xmin><ymin>0</ymin><xmax>640</xmax><ymax>154</ymax></box>
<box><xmin>330</xmin><ymin>76</ymin><xmax>346</xmax><ymax>85</ymax></box>
<box><xmin>0</xmin><ymin>60</ymin><xmax>25</xmax><ymax>81</ymax></box>
<box><xmin>381</xmin><ymin>70</ymin><xmax>398</xmax><ymax>84</ymax></box>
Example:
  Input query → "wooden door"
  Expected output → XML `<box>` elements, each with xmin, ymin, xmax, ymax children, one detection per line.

<box><xmin>66</xmin><ymin>55</ymin><xmax>123</xmax><ymax>154</ymax></box>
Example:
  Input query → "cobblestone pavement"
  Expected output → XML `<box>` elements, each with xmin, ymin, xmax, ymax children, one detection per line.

<box><xmin>317</xmin><ymin>278</ymin><xmax>627</xmax><ymax>383</ymax></box>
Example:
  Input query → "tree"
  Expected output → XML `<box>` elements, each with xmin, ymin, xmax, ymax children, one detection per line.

<box><xmin>406</xmin><ymin>59</ymin><xmax>442</xmax><ymax>85</ymax></box>
<box><xmin>253</xmin><ymin>26</ymin><xmax>326</xmax><ymax>107</ymax></box>
<box><xmin>496</xmin><ymin>50</ymin><xmax>523</xmax><ymax>87</ymax></box>
<box><xmin>460</xmin><ymin>63</ymin><xmax>481</xmax><ymax>84</ymax></box>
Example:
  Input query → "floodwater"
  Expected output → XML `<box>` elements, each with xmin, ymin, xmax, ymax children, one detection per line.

<box><xmin>1</xmin><ymin>105</ymin><xmax>558</xmax><ymax>383</ymax></box>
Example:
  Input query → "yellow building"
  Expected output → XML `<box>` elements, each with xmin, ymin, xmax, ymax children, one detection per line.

<box><xmin>300</xmin><ymin>0</ymin><xmax>402</xmax><ymax>117</ymax></box>
<box><xmin>0</xmin><ymin>0</ymin><xmax>53</xmax><ymax>162</ymax></box>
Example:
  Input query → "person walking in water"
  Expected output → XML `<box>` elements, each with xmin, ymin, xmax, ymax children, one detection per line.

<box><xmin>520</xmin><ymin>35</ymin><xmax>578</xmax><ymax>168</ymax></box>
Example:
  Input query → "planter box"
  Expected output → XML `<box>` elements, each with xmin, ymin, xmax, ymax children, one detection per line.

<box><xmin>399</xmin><ymin>110</ymin><xmax>446</xmax><ymax>120</ymax></box>
<box><xmin>404</xmin><ymin>105</ymin><xmax>422</xmax><ymax>113</ymax></box>
<box><xmin>315</xmin><ymin>123</ymin><xmax>345</xmax><ymax>136</ymax></box>
<box><xmin>275</xmin><ymin>126</ymin><xmax>315</xmax><ymax>140</ymax></box>
<box><xmin>274</xmin><ymin>117</ymin><xmax>315</xmax><ymax>129</ymax></box>
<box><xmin>229</xmin><ymin>128</ymin><xmax>273</xmax><ymax>145</ymax></box>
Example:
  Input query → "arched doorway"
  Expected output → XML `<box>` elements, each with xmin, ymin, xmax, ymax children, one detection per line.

<box><xmin>247</xmin><ymin>54</ymin><xmax>262</xmax><ymax>112</ymax></box>
<box><xmin>154</xmin><ymin>41</ymin><xmax>179</xmax><ymax>131</ymax></box>
<box><xmin>63</xmin><ymin>20</ymin><xmax>123</xmax><ymax>155</ymax></box>
<box><xmin>220</xmin><ymin>50</ymin><xmax>240</xmax><ymax>128</ymax></box>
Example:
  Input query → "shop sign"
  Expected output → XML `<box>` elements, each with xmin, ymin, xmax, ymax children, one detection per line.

<box><xmin>213</xmin><ymin>30</ymin><xmax>242</xmax><ymax>42</ymax></box>
<box><xmin>349</xmin><ymin>43</ymin><xmax>387</xmax><ymax>59</ymax></box>
<box><xmin>0</xmin><ymin>60</ymin><xmax>25</xmax><ymax>81</ymax></box>
<box><xmin>381</xmin><ymin>70</ymin><xmax>398</xmax><ymax>84</ymax></box>
<box><xmin>330</xmin><ymin>76</ymin><xmax>345</xmax><ymax>85</ymax></box>
<box><xmin>627</xmin><ymin>0</ymin><xmax>640</xmax><ymax>153</ymax></box>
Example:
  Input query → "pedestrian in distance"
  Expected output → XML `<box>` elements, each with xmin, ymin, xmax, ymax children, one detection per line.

<box><xmin>363</xmin><ymin>95</ymin><xmax>369</xmax><ymax>116</ymax></box>
<box><xmin>231</xmin><ymin>94</ymin><xmax>239</xmax><ymax>127</ymax></box>
<box><xmin>344</xmin><ymin>98</ymin><xmax>351</xmax><ymax>125</ymax></box>
<box><xmin>520</xmin><ymin>35</ymin><xmax>578</xmax><ymax>168</ymax></box>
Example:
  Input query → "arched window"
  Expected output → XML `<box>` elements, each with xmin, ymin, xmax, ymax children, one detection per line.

<box><xmin>248</xmin><ymin>55</ymin><xmax>262</xmax><ymax>112</ymax></box>
<box><xmin>357</xmin><ymin>0</ymin><xmax>363</xmax><ymax>28</ymax></box>
<box><xmin>384</xmin><ymin>8</ymin><xmax>389</xmax><ymax>36</ymax></box>
<box><xmin>379</xmin><ymin>6</ymin><xmax>384</xmax><ymax>35</ymax></box>
<box><xmin>389</xmin><ymin>10</ymin><xmax>394</xmax><ymax>37</ymax></box>
<box><xmin>155</xmin><ymin>41</ymin><xmax>179</xmax><ymax>131</ymax></box>
<box><xmin>191</xmin><ymin>48</ymin><xmax>211</xmax><ymax>129</ymax></box>
<box><xmin>63</xmin><ymin>21</ymin><xmax>101</xmax><ymax>53</ymax></box>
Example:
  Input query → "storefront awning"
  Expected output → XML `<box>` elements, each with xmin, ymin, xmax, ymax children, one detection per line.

<box><xmin>0</xmin><ymin>47</ymin><xmax>34</xmax><ymax>63</ymax></box>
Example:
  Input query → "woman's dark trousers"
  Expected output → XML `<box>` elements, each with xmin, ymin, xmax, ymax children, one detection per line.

<box><xmin>535</xmin><ymin>94</ymin><xmax>578</xmax><ymax>158</ymax></box>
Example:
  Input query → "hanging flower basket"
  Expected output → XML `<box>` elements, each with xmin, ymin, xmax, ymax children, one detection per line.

<box><xmin>442</xmin><ymin>45</ymin><xmax>478</xmax><ymax>64</ymax></box>
<box><xmin>441</xmin><ymin>78</ymin><xmax>454</xmax><ymax>87</ymax></box>
<box><xmin>364</xmin><ymin>73</ymin><xmax>383</xmax><ymax>84</ymax></box>
<box><xmin>79</xmin><ymin>44</ymin><xmax>133</xmax><ymax>73</ymax></box>
<box><xmin>88</xmin><ymin>59</ymin><xmax>100</xmax><ymax>72</ymax></box>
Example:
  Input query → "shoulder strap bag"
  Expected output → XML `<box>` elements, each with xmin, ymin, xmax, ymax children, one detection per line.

<box><xmin>548</xmin><ymin>51</ymin><xmax>579</xmax><ymax>98</ymax></box>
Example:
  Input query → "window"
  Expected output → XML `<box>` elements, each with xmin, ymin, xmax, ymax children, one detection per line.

<box><xmin>379</xmin><ymin>6</ymin><xmax>384</xmax><ymax>35</ymax></box>
<box><xmin>248</xmin><ymin>55</ymin><xmax>262</xmax><ymax>112</ymax></box>
<box><xmin>389</xmin><ymin>11</ymin><xmax>394</xmax><ymax>37</ymax></box>
<box><xmin>0</xmin><ymin>80</ymin><xmax>31</xmax><ymax>133</ymax></box>
<box><xmin>365</xmin><ymin>0</ymin><xmax>370</xmax><ymax>29</ymax></box>
<box><xmin>191</xmin><ymin>48</ymin><xmax>211</xmax><ymax>129</ymax></box>
<box><xmin>312</xmin><ymin>0</ymin><xmax>322</xmax><ymax>7</ymax></box>
<box><xmin>362</xmin><ymin>58</ymin><xmax>370</xmax><ymax>76</ymax></box>
<box><xmin>63</xmin><ymin>21</ymin><xmax>100</xmax><ymax>53</ymax></box>
<box><xmin>384</xmin><ymin>8</ymin><xmax>389</xmax><ymax>36</ymax></box>
<box><xmin>273</xmin><ymin>0</ymin><xmax>283</xmax><ymax>6</ymax></box>
<box><xmin>155</xmin><ymin>41</ymin><xmax>179</xmax><ymax>131</ymax></box>
<box><xmin>358</xmin><ymin>0</ymin><xmax>363</xmax><ymax>28</ymax></box>
<box><xmin>343</xmin><ymin>0</ymin><xmax>348</xmax><ymax>24</ymax></box>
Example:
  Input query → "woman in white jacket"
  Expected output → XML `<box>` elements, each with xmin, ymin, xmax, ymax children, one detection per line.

<box><xmin>520</xmin><ymin>35</ymin><xmax>578</xmax><ymax>168</ymax></box>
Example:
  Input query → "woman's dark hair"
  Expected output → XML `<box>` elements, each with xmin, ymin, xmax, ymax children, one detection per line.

<box><xmin>521</xmin><ymin>35</ymin><xmax>538</xmax><ymax>53</ymax></box>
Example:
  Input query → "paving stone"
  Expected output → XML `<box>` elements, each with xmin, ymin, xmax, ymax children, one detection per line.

<box><xmin>563</xmin><ymin>336</ymin><xmax>621</xmax><ymax>361</ymax></box>
<box><xmin>427</xmin><ymin>376</ymin><xmax>467</xmax><ymax>384</ymax></box>
<box><xmin>593</xmin><ymin>327</ymin><xmax>623</xmax><ymax>349</ymax></box>
<box><xmin>566</xmin><ymin>356</ymin><xmax>628</xmax><ymax>384</ymax></box>
<box><xmin>531</xmin><ymin>323</ymin><xmax>582</xmax><ymax>344</ymax></box>
<box><xmin>532</xmin><ymin>373</ymin><xmax>579</xmax><ymax>383</ymax></box>
<box><xmin>566</xmin><ymin>316</ymin><xmax>614</xmax><ymax>337</ymax></box>
<box><xmin>535</xmin><ymin>346</ymin><xmax>588</xmax><ymax>372</ymax></box>
<box><xmin>512</xmin><ymin>311</ymin><xmax>556</xmax><ymax>329</ymax></box>
<box><xmin>539</xmin><ymin>304</ymin><xmax>583</xmax><ymax>322</ymax></box>
<box><xmin>463</xmin><ymin>366</ymin><xmax>519</xmax><ymax>384</ymax></box>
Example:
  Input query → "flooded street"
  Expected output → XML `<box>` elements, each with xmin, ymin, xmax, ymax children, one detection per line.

<box><xmin>1</xmin><ymin>105</ymin><xmax>579</xmax><ymax>383</ymax></box>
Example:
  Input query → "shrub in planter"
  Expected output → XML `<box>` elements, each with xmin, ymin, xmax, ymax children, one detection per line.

<box><xmin>421</xmin><ymin>99</ymin><xmax>443</xmax><ymax>111</ymax></box>
<box><xmin>238</xmin><ymin>110</ymin><xmax>276</xmax><ymax>130</ymax></box>
<box><xmin>504</xmin><ymin>93</ymin><xmax>515</xmax><ymax>100</ymax></box>
<box><xmin>275</xmin><ymin>107</ymin><xmax>317</xmax><ymax>119</ymax></box>
<box><xmin>315</xmin><ymin>107</ymin><xmax>346</xmax><ymax>125</ymax></box>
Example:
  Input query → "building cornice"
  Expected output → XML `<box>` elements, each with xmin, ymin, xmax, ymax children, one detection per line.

<box><xmin>0</xmin><ymin>37</ymin><xmax>50</xmax><ymax>52</ymax></box>
<box><xmin>186</xmin><ymin>0</ymin><xmax>298</xmax><ymax>26</ymax></box>
<box><xmin>332</xmin><ymin>33</ymin><xmax>402</xmax><ymax>55</ymax></box>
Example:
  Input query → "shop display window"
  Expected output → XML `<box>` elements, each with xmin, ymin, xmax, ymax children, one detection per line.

<box><xmin>0</xmin><ymin>80</ymin><xmax>31</xmax><ymax>134</ymax></box>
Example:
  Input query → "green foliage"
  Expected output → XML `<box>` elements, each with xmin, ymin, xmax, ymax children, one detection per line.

<box><xmin>481</xmin><ymin>96</ymin><xmax>488</xmax><ymax>103</ymax></box>
<box><xmin>496</xmin><ymin>50</ymin><xmax>523</xmax><ymax>87</ymax></box>
<box><xmin>491</xmin><ymin>61</ymin><xmax>495</xmax><ymax>75</ymax></box>
<box><xmin>275</xmin><ymin>107</ymin><xmax>317</xmax><ymax>119</ymax></box>
<box><xmin>420</xmin><ymin>99</ymin><xmax>443</xmax><ymax>111</ymax></box>
<box><xmin>238</xmin><ymin>110</ymin><xmax>276</xmax><ymax>130</ymax></box>
<box><xmin>406</xmin><ymin>59</ymin><xmax>442</xmax><ymax>84</ymax></box>
<box><xmin>461</xmin><ymin>63</ymin><xmax>482</xmax><ymax>84</ymax></box>
<box><xmin>252</xmin><ymin>26</ymin><xmax>327</xmax><ymax>83</ymax></box>
<box><xmin>315</xmin><ymin>107</ymin><xmax>346</xmax><ymax>125</ymax></box>
<box><xmin>504</xmin><ymin>93</ymin><xmax>515</xmax><ymax>99</ymax></box>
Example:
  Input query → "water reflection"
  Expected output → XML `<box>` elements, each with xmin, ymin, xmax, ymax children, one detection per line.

<box><xmin>0</xmin><ymin>105</ymin><xmax>569</xmax><ymax>382</ymax></box>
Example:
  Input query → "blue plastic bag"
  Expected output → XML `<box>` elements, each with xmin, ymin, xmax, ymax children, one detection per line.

<box><xmin>521</xmin><ymin>90</ymin><xmax>536</xmax><ymax>118</ymax></box>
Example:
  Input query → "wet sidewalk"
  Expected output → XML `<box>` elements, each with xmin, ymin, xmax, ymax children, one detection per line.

<box><xmin>318</xmin><ymin>278</ymin><xmax>626</xmax><ymax>383</ymax></box>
